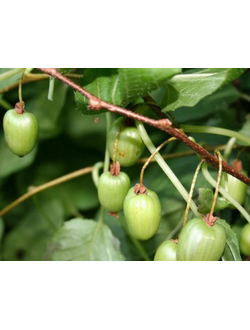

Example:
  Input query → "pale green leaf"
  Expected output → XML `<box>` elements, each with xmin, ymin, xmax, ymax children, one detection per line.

<box><xmin>217</xmin><ymin>219</ymin><xmax>242</xmax><ymax>261</ymax></box>
<box><xmin>48</xmin><ymin>218</ymin><xmax>125</xmax><ymax>261</ymax></box>
<box><xmin>162</xmin><ymin>68</ymin><xmax>246</xmax><ymax>112</ymax></box>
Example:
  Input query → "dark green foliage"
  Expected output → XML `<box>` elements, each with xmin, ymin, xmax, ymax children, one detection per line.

<box><xmin>0</xmin><ymin>68</ymin><xmax>249</xmax><ymax>261</ymax></box>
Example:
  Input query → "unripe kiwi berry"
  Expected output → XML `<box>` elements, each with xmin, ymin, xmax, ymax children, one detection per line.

<box><xmin>154</xmin><ymin>240</ymin><xmax>178</xmax><ymax>261</ymax></box>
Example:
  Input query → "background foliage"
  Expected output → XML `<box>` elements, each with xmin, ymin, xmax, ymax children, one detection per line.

<box><xmin>0</xmin><ymin>68</ymin><xmax>249</xmax><ymax>261</ymax></box>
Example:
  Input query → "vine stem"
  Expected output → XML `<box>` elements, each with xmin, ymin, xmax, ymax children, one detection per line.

<box><xmin>224</xmin><ymin>137</ymin><xmax>236</xmax><ymax>162</ymax></box>
<box><xmin>139</xmin><ymin>137</ymin><xmax>177</xmax><ymax>186</ymax></box>
<box><xmin>0</xmin><ymin>167</ymin><xmax>93</xmax><ymax>217</ymax></box>
<box><xmin>239</xmin><ymin>92</ymin><xmax>250</xmax><ymax>103</ymax></box>
<box><xmin>0</xmin><ymin>68</ymin><xmax>24</xmax><ymax>82</ymax></box>
<box><xmin>48</xmin><ymin>76</ymin><xmax>55</xmax><ymax>101</ymax></box>
<box><xmin>112</xmin><ymin>119</ymin><xmax>123</xmax><ymax>164</ymax></box>
<box><xmin>104</xmin><ymin>112</ymin><xmax>112</xmax><ymax>172</ymax></box>
<box><xmin>183</xmin><ymin>160</ymin><xmax>204</xmax><ymax>225</ymax></box>
<box><xmin>137</xmin><ymin>144</ymin><xmax>237</xmax><ymax>163</ymax></box>
<box><xmin>209</xmin><ymin>150</ymin><xmax>222</xmax><ymax>217</ymax></box>
<box><xmin>181</xmin><ymin>124</ymin><xmax>250</xmax><ymax>146</ymax></box>
<box><xmin>92</xmin><ymin>162</ymin><xmax>104</xmax><ymax>188</ymax></box>
<box><xmin>18</xmin><ymin>69</ymin><xmax>25</xmax><ymax>108</ymax></box>
<box><xmin>136</xmin><ymin>121</ymin><xmax>200</xmax><ymax>218</ymax></box>
<box><xmin>202</xmin><ymin>163</ymin><xmax>250</xmax><ymax>223</ymax></box>
<box><xmin>99</xmin><ymin>112</ymin><xmax>112</xmax><ymax>223</ymax></box>
<box><xmin>36</xmin><ymin>68</ymin><xmax>250</xmax><ymax>186</ymax></box>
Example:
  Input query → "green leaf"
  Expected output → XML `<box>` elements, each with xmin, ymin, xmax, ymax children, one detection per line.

<box><xmin>1</xmin><ymin>203</ymin><xmax>60</xmax><ymax>261</ymax></box>
<box><xmin>0</xmin><ymin>68</ymin><xmax>23</xmax><ymax>90</ymax></box>
<box><xmin>174</xmin><ymin>84</ymin><xmax>239</xmax><ymax>122</ymax></box>
<box><xmin>118</xmin><ymin>68</ymin><xmax>182</xmax><ymax>104</ymax></box>
<box><xmin>75</xmin><ymin>68</ymin><xmax>181</xmax><ymax>115</ymax></box>
<box><xmin>0</xmin><ymin>217</ymin><xmax>4</xmax><ymax>243</ymax></box>
<box><xmin>162</xmin><ymin>68</ymin><xmax>246</xmax><ymax>112</ymax></box>
<box><xmin>0</xmin><ymin>137</ymin><xmax>37</xmax><ymax>178</ymax></box>
<box><xmin>217</xmin><ymin>219</ymin><xmax>242</xmax><ymax>261</ymax></box>
<box><xmin>198</xmin><ymin>188</ymin><xmax>231</xmax><ymax>214</ymax></box>
<box><xmin>48</xmin><ymin>218</ymin><xmax>125</xmax><ymax>261</ymax></box>
<box><xmin>75</xmin><ymin>69</ymin><xmax>122</xmax><ymax>115</ymax></box>
<box><xmin>236</xmin><ymin>115</ymin><xmax>250</xmax><ymax>146</ymax></box>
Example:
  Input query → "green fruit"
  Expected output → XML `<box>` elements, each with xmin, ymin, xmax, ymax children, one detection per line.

<box><xmin>124</xmin><ymin>187</ymin><xmax>161</xmax><ymax>240</ymax></box>
<box><xmin>239</xmin><ymin>223</ymin><xmax>250</xmax><ymax>256</ymax></box>
<box><xmin>108</xmin><ymin>117</ymin><xmax>145</xmax><ymax>167</ymax></box>
<box><xmin>98</xmin><ymin>171</ymin><xmax>130</xmax><ymax>213</ymax></box>
<box><xmin>3</xmin><ymin>109</ymin><xmax>38</xmax><ymax>157</ymax></box>
<box><xmin>177</xmin><ymin>218</ymin><xmax>226</xmax><ymax>261</ymax></box>
<box><xmin>154</xmin><ymin>240</ymin><xmax>177</xmax><ymax>261</ymax></box>
<box><xmin>227</xmin><ymin>171</ymin><xmax>247</xmax><ymax>207</ymax></box>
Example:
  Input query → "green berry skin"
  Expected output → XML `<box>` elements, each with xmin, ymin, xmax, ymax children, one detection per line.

<box><xmin>239</xmin><ymin>223</ymin><xmax>250</xmax><ymax>256</ymax></box>
<box><xmin>124</xmin><ymin>187</ymin><xmax>162</xmax><ymax>241</ymax></box>
<box><xmin>98</xmin><ymin>171</ymin><xmax>130</xmax><ymax>213</ymax></box>
<box><xmin>3</xmin><ymin>109</ymin><xmax>38</xmax><ymax>157</ymax></box>
<box><xmin>154</xmin><ymin>240</ymin><xmax>177</xmax><ymax>261</ymax></box>
<box><xmin>227</xmin><ymin>171</ymin><xmax>247</xmax><ymax>207</ymax></box>
<box><xmin>108</xmin><ymin>117</ymin><xmax>145</xmax><ymax>167</ymax></box>
<box><xmin>177</xmin><ymin>218</ymin><xmax>226</xmax><ymax>261</ymax></box>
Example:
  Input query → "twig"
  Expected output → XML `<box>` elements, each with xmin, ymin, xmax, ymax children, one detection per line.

<box><xmin>0</xmin><ymin>167</ymin><xmax>92</xmax><ymax>217</ymax></box>
<box><xmin>36</xmin><ymin>68</ymin><xmax>250</xmax><ymax>186</ymax></box>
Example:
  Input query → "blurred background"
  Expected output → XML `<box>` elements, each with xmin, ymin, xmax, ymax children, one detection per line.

<box><xmin>0</xmin><ymin>68</ymin><xmax>250</xmax><ymax>261</ymax></box>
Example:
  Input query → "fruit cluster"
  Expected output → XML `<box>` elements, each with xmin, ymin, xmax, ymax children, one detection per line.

<box><xmin>96</xmin><ymin>116</ymin><xmax>250</xmax><ymax>261</ymax></box>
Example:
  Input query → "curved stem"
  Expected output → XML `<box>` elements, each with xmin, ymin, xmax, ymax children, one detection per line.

<box><xmin>104</xmin><ymin>112</ymin><xmax>112</xmax><ymax>172</ymax></box>
<box><xmin>136</xmin><ymin>121</ymin><xmax>200</xmax><ymax>218</ymax></box>
<box><xmin>99</xmin><ymin>112</ymin><xmax>113</xmax><ymax>223</ymax></box>
<box><xmin>92</xmin><ymin>162</ymin><xmax>104</xmax><ymax>188</ymax></box>
<box><xmin>0</xmin><ymin>68</ymin><xmax>24</xmax><ymax>82</ymax></box>
<box><xmin>224</xmin><ymin>137</ymin><xmax>236</xmax><ymax>162</ymax></box>
<box><xmin>48</xmin><ymin>76</ymin><xmax>55</xmax><ymax>101</ymax></box>
<box><xmin>112</xmin><ymin>119</ymin><xmax>123</xmax><ymax>164</ymax></box>
<box><xmin>183</xmin><ymin>160</ymin><xmax>204</xmax><ymax>225</ymax></box>
<box><xmin>202</xmin><ymin>163</ymin><xmax>250</xmax><ymax>223</ymax></box>
<box><xmin>239</xmin><ymin>93</ymin><xmax>250</xmax><ymax>103</ymax></box>
<box><xmin>181</xmin><ymin>124</ymin><xmax>250</xmax><ymax>146</ymax></box>
<box><xmin>18</xmin><ymin>69</ymin><xmax>25</xmax><ymax>107</ymax></box>
<box><xmin>0</xmin><ymin>166</ymin><xmax>93</xmax><ymax>217</ymax></box>
<box><xmin>139</xmin><ymin>137</ymin><xmax>176</xmax><ymax>186</ymax></box>
<box><xmin>210</xmin><ymin>150</ymin><xmax>222</xmax><ymax>217</ymax></box>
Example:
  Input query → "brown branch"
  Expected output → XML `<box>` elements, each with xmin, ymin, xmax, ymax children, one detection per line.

<box><xmin>37</xmin><ymin>68</ymin><xmax>250</xmax><ymax>186</ymax></box>
<box><xmin>0</xmin><ymin>166</ymin><xmax>93</xmax><ymax>217</ymax></box>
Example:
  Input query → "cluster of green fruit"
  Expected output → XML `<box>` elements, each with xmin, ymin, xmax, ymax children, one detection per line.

<box><xmin>98</xmin><ymin>117</ymin><xmax>162</xmax><ymax>240</ymax></box>
<box><xmin>155</xmin><ymin>166</ymin><xmax>250</xmax><ymax>261</ymax></box>
<box><xmin>3</xmin><ymin>105</ymin><xmax>250</xmax><ymax>261</ymax></box>
<box><xmin>97</xmin><ymin>117</ymin><xmax>250</xmax><ymax>261</ymax></box>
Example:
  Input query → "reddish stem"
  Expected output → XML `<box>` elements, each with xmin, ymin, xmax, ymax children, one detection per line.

<box><xmin>37</xmin><ymin>68</ymin><xmax>250</xmax><ymax>186</ymax></box>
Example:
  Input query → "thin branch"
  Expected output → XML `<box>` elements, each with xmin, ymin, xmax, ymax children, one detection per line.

<box><xmin>0</xmin><ymin>72</ymin><xmax>83</xmax><ymax>94</ymax></box>
<box><xmin>0</xmin><ymin>166</ymin><xmax>93</xmax><ymax>217</ymax></box>
<box><xmin>37</xmin><ymin>68</ymin><xmax>250</xmax><ymax>186</ymax></box>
